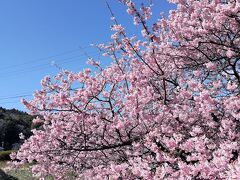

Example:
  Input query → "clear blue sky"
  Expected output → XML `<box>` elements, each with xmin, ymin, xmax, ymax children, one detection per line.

<box><xmin>0</xmin><ymin>0</ymin><xmax>175</xmax><ymax>111</ymax></box>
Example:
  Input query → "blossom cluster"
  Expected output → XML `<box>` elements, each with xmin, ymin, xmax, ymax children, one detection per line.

<box><xmin>9</xmin><ymin>0</ymin><xmax>240</xmax><ymax>179</ymax></box>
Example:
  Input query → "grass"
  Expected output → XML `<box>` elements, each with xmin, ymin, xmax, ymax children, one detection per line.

<box><xmin>0</xmin><ymin>151</ymin><xmax>36</xmax><ymax>180</ymax></box>
<box><xmin>0</xmin><ymin>161</ymin><xmax>77</xmax><ymax>180</ymax></box>
<box><xmin>0</xmin><ymin>161</ymin><xmax>55</xmax><ymax>180</ymax></box>
<box><xmin>0</xmin><ymin>161</ymin><xmax>37</xmax><ymax>180</ymax></box>
<box><xmin>0</xmin><ymin>150</ymin><xmax>76</xmax><ymax>180</ymax></box>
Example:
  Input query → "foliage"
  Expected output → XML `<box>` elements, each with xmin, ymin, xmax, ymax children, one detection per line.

<box><xmin>10</xmin><ymin>0</ymin><xmax>240</xmax><ymax>179</ymax></box>
<box><xmin>0</xmin><ymin>150</ymin><xmax>16</xmax><ymax>161</ymax></box>
<box><xmin>0</xmin><ymin>107</ymin><xmax>33</xmax><ymax>150</ymax></box>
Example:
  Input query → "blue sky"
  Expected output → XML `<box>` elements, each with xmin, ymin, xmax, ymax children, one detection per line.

<box><xmin>0</xmin><ymin>0</ymin><xmax>175</xmax><ymax>111</ymax></box>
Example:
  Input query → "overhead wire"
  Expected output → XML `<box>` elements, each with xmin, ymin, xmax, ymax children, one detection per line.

<box><xmin>0</xmin><ymin>46</ymin><xmax>95</xmax><ymax>72</ymax></box>
<box><xmin>0</xmin><ymin>94</ymin><xmax>32</xmax><ymax>106</ymax></box>
<box><xmin>0</xmin><ymin>50</ymin><xmax>100</xmax><ymax>79</ymax></box>
<box><xmin>0</xmin><ymin>40</ymin><xmax>110</xmax><ymax>73</ymax></box>
<box><xmin>0</xmin><ymin>94</ymin><xmax>32</xmax><ymax>101</ymax></box>
<box><xmin>0</xmin><ymin>42</ymin><xmax>110</xmax><ymax>107</ymax></box>
<box><xmin>0</xmin><ymin>91</ymin><xmax>33</xmax><ymax>98</ymax></box>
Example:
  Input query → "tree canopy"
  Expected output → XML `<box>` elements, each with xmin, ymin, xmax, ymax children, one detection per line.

<box><xmin>10</xmin><ymin>0</ymin><xmax>240</xmax><ymax>179</ymax></box>
<box><xmin>0</xmin><ymin>107</ymin><xmax>32</xmax><ymax>150</ymax></box>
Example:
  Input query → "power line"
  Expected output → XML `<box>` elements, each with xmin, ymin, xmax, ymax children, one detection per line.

<box><xmin>0</xmin><ymin>41</ymin><xmax>111</xmax><ymax>72</ymax></box>
<box><xmin>0</xmin><ymin>86</ymin><xmax>84</xmax><ymax>103</ymax></box>
<box><xmin>0</xmin><ymin>43</ymin><xmax>111</xmax><ymax>108</ymax></box>
<box><xmin>0</xmin><ymin>92</ymin><xmax>33</xmax><ymax>98</ymax></box>
<box><xmin>0</xmin><ymin>94</ymin><xmax>32</xmax><ymax>101</ymax></box>
<box><xmin>0</xmin><ymin>51</ymin><xmax>100</xmax><ymax>79</ymax></box>
<box><xmin>0</xmin><ymin>46</ymin><xmax>95</xmax><ymax>72</ymax></box>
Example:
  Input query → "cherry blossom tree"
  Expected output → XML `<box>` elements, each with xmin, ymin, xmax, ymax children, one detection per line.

<box><xmin>9</xmin><ymin>0</ymin><xmax>239</xmax><ymax>179</ymax></box>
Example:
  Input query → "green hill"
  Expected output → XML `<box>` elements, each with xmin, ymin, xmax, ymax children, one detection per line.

<box><xmin>0</xmin><ymin>107</ymin><xmax>33</xmax><ymax>150</ymax></box>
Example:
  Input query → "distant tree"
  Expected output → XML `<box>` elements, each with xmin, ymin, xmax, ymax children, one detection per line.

<box><xmin>0</xmin><ymin>107</ymin><xmax>32</xmax><ymax>150</ymax></box>
<box><xmin>3</xmin><ymin>120</ymin><xmax>21</xmax><ymax>150</ymax></box>
<box><xmin>10</xmin><ymin>0</ymin><xmax>239</xmax><ymax>179</ymax></box>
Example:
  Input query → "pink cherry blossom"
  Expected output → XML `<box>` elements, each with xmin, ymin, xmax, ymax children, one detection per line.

<box><xmin>9</xmin><ymin>0</ymin><xmax>240</xmax><ymax>179</ymax></box>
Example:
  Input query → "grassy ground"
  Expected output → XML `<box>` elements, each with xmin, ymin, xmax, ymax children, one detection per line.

<box><xmin>0</xmin><ymin>161</ymin><xmax>77</xmax><ymax>180</ymax></box>
<box><xmin>0</xmin><ymin>161</ymin><xmax>38</xmax><ymax>180</ymax></box>
<box><xmin>0</xmin><ymin>161</ymin><xmax>55</xmax><ymax>180</ymax></box>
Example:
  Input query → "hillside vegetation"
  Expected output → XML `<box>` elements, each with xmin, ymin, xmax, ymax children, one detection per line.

<box><xmin>0</xmin><ymin>107</ymin><xmax>33</xmax><ymax>150</ymax></box>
